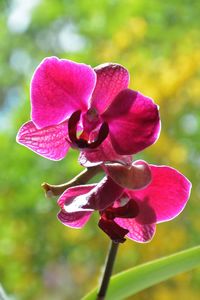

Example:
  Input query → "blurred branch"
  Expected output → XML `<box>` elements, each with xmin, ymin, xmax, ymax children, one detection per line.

<box><xmin>42</xmin><ymin>166</ymin><xmax>103</xmax><ymax>197</ymax></box>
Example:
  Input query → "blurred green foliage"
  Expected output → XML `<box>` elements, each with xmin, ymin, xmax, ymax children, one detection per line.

<box><xmin>0</xmin><ymin>0</ymin><xmax>200</xmax><ymax>299</ymax></box>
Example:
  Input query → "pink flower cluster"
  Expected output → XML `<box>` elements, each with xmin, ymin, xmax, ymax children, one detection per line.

<box><xmin>17</xmin><ymin>57</ymin><xmax>191</xmax><ymax>243</ymax></box>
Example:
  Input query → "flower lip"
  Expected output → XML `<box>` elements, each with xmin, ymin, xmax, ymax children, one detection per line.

<box><xmin>98</xmin><ymin>218</ymin><xmax>128</xmax><ymax>243</ymax></box>
<box><xmin>98</xmin><ymin>199</ymin><xmax>140</xmax><ymax>243</ymax></box>
<box><xmin>68</xmin><ymin>109</ymin><xmax>82</xmax><ymax>144</ymax></box>
<box><xmin>68</xmin><ymin>110</ymin><xmax>109</xmax><ymax>150</ymax></box>
<box><xmin>101</xmin><ymin>199</ymin><xmax>140</xmax><ymax>220</ymax></box>
<box><xmin>89</xmin><ymin>122</ymin><xmax>109</xmax><ymax>149</ymax></box>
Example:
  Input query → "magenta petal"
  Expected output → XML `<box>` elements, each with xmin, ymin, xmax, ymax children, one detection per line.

<box><xmin>79</xmin><ymin>135</ymin><xmax>132</xmax><ymax>167</ymax></box>
<box><xmin>57</xmin><ymin>185</ymin><xmax>94</xmax><ymax>228</ymax></box>
<box><xmin>98</xmin><ymin>218</ymin><xmax>128</xmax><ymax>243</ymax></box>
<box><xmin>57</xmin><ymin>185</ymin><xmax>96</xmax><ymax>208</ymax></box>
<box><xmin>57</xmin><ymin>210</ymin><xmax>92</xmax><ymax>229</ymax></box>
<box><xmin>63</xmin><ymin>177</ymin><xmax>123</xmax><ymax>212</ymax></box>
<box><xmin>85</xmin><ymin>176</ymin><xmax>124</xmax><ymax>210</ymax></box>
<box><xmin>31</xmin><ymin>57</ymin><xmax>96</xmax><ymax>128</ymax></box>
<box><xmin>115</xmin><ymin>217</ymin><xmax>156</xmax><ymax>243</ymax></box>
<box><xmin>90</xmin><ymin>63</ymin><xmax>129</xmax><ymax>114</ymax></box>
<box><xmin>16</xmin><ymin>120</ymin><xmax>70</xmax><ymax>160</ymax></box>
<box><xmin>105</xmin><ymin>160</ymin><xmax>152</xmax><ymax>190</ymax></box>
<box><xmin>102</xmin><ymin>89</ymin><xmax>161</xmax><ymax>155</ymax></box>
<box><xmin>128</xmin><ymin>165</ymin><xmax>192</xmax><ymax>224</ymax></box>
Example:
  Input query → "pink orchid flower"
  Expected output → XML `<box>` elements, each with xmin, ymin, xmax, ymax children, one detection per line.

<box><xmin>57</xmin><ymin>161</ymin><xmax>191</xmax><ymax>243</ymax></box>
<box><xmin>17</xmin><ymin>57</ymin><xmax>160</xmax><ymax>166</ymax></box>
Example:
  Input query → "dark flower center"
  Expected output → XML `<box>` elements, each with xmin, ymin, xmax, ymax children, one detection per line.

<box><xmin>98</xmin><ymin>199</ymin><xmax>139</xmax><ymax>243</ymax></box>
<box><xmin>67</xmin><ymin>110</ymin><xmax>109</xmax><ymax>150</ymax></box>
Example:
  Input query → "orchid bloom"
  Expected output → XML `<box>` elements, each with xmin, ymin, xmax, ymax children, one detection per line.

<box><xmin>17</xmin><ymin>57</ymin><xmax>160</xmax><ymax>166</ymax></box>
<box><xmin>57</xmin><ymin>161</ymin><xmax>191</xmax><ymax>243</ymax></box>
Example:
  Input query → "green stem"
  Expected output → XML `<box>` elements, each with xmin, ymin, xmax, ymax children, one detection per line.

<box><xmin>97</xmin><ymin>241</ymin><xmax>119</xmax><ymax>300</ymax></box>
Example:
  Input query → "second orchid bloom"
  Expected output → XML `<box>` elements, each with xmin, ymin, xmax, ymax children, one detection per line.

<box><xmin>58</xmin><ymin>161</ymin><xmax>191</xmax><ymax>243</ymax></box>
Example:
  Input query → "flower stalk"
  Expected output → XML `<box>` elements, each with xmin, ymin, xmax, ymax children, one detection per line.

<box><xmin>42</xmin><ymin>166</ymin><xmax>102</xmax><ymax>197</ymax></box>
<box><xmin>97</xmin><ymin>241</ymin><xmax>119</xmax><ymax>300</ymax></box>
